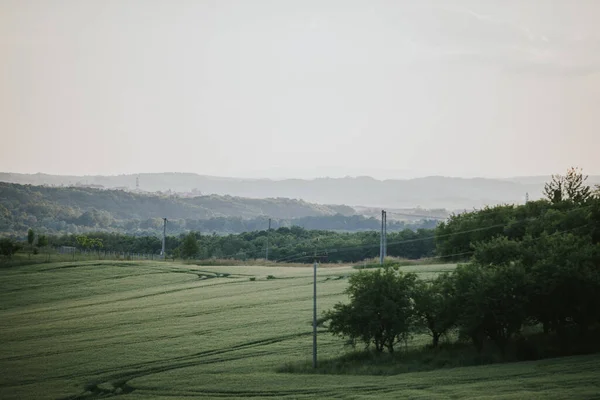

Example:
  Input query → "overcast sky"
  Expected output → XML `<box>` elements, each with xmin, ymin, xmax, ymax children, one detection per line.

<box><xmin>1</xmin><ymin>0</ymin><xmax>599</xmax><ymax>179</ymax></box>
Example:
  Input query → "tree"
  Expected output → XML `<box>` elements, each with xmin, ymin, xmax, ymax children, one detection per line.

<box><xmin>37</xmin><ymin>235</ymin><xmax>48</xmax><ymax>248</ymax></box>
<box><xmin>27</xmin><ymin>228</ymin><xmax>35</xmax><ymax>257</ymax></box>
<box><xmin>413</xmin><ymin>273</ymin><xmax>457</xmax><ymax>348</ymax></box>
<box><xmin>323</xmin><ymin>268</ymin><xmax>418</xmax><ymax>353</ymax></box>
<box><xmin>0</xmin><ymin>238</ymin><xmax>22</xmax><ymax>260</ymax></box>
<box><xmin>544</xmin><ymin>167</ymin><xmax>591</xmax><ymax>204</ymax></box>
<box><xmin>76</xmin><ymin>235</ymin><xmax>103</xmax><ymax>255</ymax></box>
<box><xmin>452</xmin><ymin>262</ymin><xmax>529</xmax><ymax>353</ymax></box>
<box><xmin>544</xmin><ymin>174</ymin><xmax>564</xmax><ymax>203</ymax></box>
<box><xmin>180</xmin><ymin>232</ymin><xmax>199</xmax><ymax>259</ymax></box>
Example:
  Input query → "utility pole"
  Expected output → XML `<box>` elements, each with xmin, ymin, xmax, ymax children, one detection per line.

<box><xmin>380</xmin><ymin>209</ymin><xmax>385</xmax><ymax>265</ymax></box>
<box><xmin>313</xmin><ymin>258</ymin><xmax>318</xmax><ymax>369</ymax></box>
<box><xmin>383</xmin><ymin>210</ymin><xmax>387</xmax><ymax>259</ymax></box>
<box><xmin>266</xmin><ymin>218</ymin><xmax>271</xmax><ymax>261</ymax></box>
<box><xmin>161</xmin><ymin>218</ymin><xmax>167</xmax><ymax>259</ymax></box>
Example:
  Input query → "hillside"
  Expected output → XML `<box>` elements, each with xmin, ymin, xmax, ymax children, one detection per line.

<box><xmin>3</xmin><ymin>172</ymin><xmax>599</xmax><ymax>209</ymax></box>
<box><xmin>0</xmin><ymin>182</ymin><xmax>361</xmax><ymax>235</ymax></box>
<box><xmin>0</xmin><ymin>182</ymin><xmax>440</xmax><ymax>236</ymax></box>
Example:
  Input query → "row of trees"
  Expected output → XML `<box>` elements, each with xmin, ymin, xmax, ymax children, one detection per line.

<box><xmin>324</xmin><ymin>169</ymin><xmax>600</xmax><ymax>356</ymax></box>
<box><xmin>44</xmin><ymin>227</ymin><xmax>436</xmax><ymax>263</ymax></box>
<box><xmin>435</xmin><ymin>168</ymin><xmax>599</xmax><ymax>260</ymax></box>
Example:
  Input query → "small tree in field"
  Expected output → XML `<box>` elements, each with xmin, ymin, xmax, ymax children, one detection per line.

<box><xmin>323</xmin><ymin>267</ymin><xmax>418</xmax><ymax>353</ymax></box>
<box><xmin>27</xmin><ymin>229</ymin><xmax>35</xmax><ymax>257</ymax></box>
<box><xmin>180</xmin><ymin>232</ymin><xmax>199</xmax><ymax>259</ymax></box>
<box><xmin>0</xmin><ymin>238</ymin><xmax>22</xmax><ymax>260</ymax></box>
<box><xmin>37</xmin><ymin>234</ymin><xmax>49</xmax><ymax>260</ymax></box>
<box><xmin>76</xmin><ymin>235</ymin><xmax>103</xmax><ymax>256</ymax></box>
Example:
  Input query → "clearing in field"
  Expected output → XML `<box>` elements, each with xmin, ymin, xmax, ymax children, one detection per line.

<box><xmin>1</xmin><ymin>260</ymin><xmax>599</xmax><ymax>399</ymax></box>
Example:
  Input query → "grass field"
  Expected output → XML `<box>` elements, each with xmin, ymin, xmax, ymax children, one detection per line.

<box><xmin>1</xmin><ymin>260</ymin><xmax>599</xmax><ymax>399</ymax></box>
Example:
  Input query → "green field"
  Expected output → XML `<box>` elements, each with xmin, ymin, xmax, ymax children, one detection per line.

<box><xmin>1</xmin><ymin>261</ymin><xmax>599</xmax><ymax>399</ymax></box>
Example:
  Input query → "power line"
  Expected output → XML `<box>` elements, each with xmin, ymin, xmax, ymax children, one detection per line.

<box><xmin>289</xmin><ymin>221</ymin><xmax>592</xmax><ymax>266</ymax></box>
<box><xmin>385</xmin><ymin>211</ymin><xmax>448</xmax><ymax>220</ymax></box>
<box><xmin>274</xmin><ymin>204</ymin><xmax>595</xmax><ymax>263</ymax></box>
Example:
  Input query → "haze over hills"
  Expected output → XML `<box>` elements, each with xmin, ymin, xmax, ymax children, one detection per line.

<box><xmin>0</xmin><ymin>182</ymin><xmax>441</xmax><ymax>236</ymax></box>
<box><xmin>2</xmin><ymin>172</ymin><xmax>600</xmax><ymax>210</ymax></box>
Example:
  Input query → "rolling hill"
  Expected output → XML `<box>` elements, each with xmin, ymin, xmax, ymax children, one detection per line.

<box><xmin>3</xmin><ymin>172</ymin><xmax>598</xmax><ymax>209</ymax></box>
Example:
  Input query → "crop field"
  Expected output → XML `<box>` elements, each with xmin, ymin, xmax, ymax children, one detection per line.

<box><xmin>1</xmin><ymin>261</ymin><xmax>599</xmax><ymax>399</ymax></box>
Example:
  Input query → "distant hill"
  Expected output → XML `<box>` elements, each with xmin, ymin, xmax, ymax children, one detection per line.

<box><xmin>1</xmin><ymin>182</ymin><xmax>440</xmax><ymax>236</ymax></box>
<box><xmin>2</xmin><ymin>172</ymin><xmax>599</xmax><ymax>209</ymax></box>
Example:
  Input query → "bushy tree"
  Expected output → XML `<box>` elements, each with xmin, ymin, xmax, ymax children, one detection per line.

<box><xmin>0</xmin><ymin>238</ymin><xmax>22</xmax><ymax>260</ymax></box>
<box><xmin>37</xmin><ymin>235</ymin><xmax>48</xmax><ymax>248</ymax></box>
<box><xmin>413</xmin><ymin>273</ymin><xmax>457</xmax><ymax>348</ymax></box>
<box><xmin>323</xmin><ymin>268</ymin><xmax>418</xmax><ymax>353</ymax></box>
<box><xmin>544</xmin><ymin>167</ymin><xmax>591</xmax><ymax>204</ymax></box>
<box><xmin>180</xmin><ymin>232</ymin><xmax>199</xmax><ymax>259</ymax></box>
<box><xmin>76</xmin><ymin>235</ymin><xmax>103</xmax><ymax>254</ymax></box>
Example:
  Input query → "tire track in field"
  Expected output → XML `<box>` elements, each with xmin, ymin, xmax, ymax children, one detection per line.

<box><xmin>52</xmin><ymin>332</ymin><xmax>314</xmax><ymax>399</ymax></box>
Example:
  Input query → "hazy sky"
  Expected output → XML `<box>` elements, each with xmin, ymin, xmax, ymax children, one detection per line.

<box><xmin>1</xmin><ymin>0</ymin><xmax>599</xmax><ymax>179</ymax></box>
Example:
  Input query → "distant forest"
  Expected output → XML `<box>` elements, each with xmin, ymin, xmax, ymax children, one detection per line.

<box><xmin>0</xmin><ymin>182</ymin><xmax>440</xmax><ymax>236</ymax></box>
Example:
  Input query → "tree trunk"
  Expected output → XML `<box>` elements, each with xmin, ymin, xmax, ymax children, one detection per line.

<box><xmin>432</xmin><ymin>332</ymin><xmax>440</xmax><ymax>348</ymax></box>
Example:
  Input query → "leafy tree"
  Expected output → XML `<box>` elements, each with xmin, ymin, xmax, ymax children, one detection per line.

<box><xmin>37</xmin><ymin>235</ymin><xmax>48</xmax><ymax>248</ymax></box>
<box><xmin>27</xmin><ymin>228</ymin><xmax>35</xmax><ymax>257</ymax></box>
<box><xmin>180</xmin><ymin>232</ymin><xmax>199</xmax><ymax>259</ymax></box>
<box><xmin>0</xmin><ymin>238</ymin><xmax>22</xmax><ymax>260</ymax></box>
<box><xmin>544</xmin><ymin>174</ymin><xmax>564</xmax><ymax>203</ymax></box>
<box><xmin>453</xmin><ymin>262</ymin><xmax>529</xmax><ymax>353</ymax></box>
<box><xmin>323</xmin><ymin>268</ymin><xmax>418</xmax><ymax>353</ymax></box>
<box><xmin>413</xmin><ymin>273</ymin><xmax>457</xmax><ymax>348</ymax></box>
<box><xmin>527</xmin><ymin>233</ymin><xmax>600</xmax><ymax>342</ymax></box>
<box><xmin>76</xmin><ymin>235</ymin><xmax>103</xmax><ymax>254</ymax></box>
<box><xmin>544</xmin><ymin>167</ymin><xmax>591</xmax><ymax>204</ymax></box>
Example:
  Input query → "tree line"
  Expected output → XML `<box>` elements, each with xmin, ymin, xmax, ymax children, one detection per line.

<box><xmin>323</xmin><ymin>168</ymin><xmax>600</xmax><ymax>360</ymax></box>
<box><xmin>41</xmin><ymin>227</ymin><xmax>436</xmax><ymax>263</ymax></box>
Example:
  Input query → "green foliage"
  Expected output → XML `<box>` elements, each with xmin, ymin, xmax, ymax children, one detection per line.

<box><xmin>325</xmin><ymin>172</ymin><xmax>600</xmax><ymax>362</ymax></box>
<box><xmin>452</xmin><ymin>262</ymin><xmax>529</xmax><ymax>352</ymax></box>
<box><xmin>413</xmin><ymin>273</ymin><xmax>457</xmax><ymax>348</ymax></box>
<box><xmin>76</xmin><ymin>235</ymin><xmax>103</xmax><ymax>250</ymax></box>
<box><xmin>27</xmin><ymin>229</ymin><xmax>35</xmax><ymax>246</ymax></box>
<box><xmin>180</xmin><ymin>232</ymin><xmax>199</xmax><ymax>259</ymax></box>
<box><xmin>36</xmin><ymin>235</ymin><xmax>48</xmax><ymax>248</ymax></box>
<box><xmin>544</xmin><ymin>167</ymin><xmax>592</xmax><ymax>204</ymax></box>
<box><xmin>324</xmin><ymin>268</ymin><xmax>418</xmax><ymax>353</ymax></box>
<box><xmin>45</xmin><ymin>226</ymin><xmax>436</xmax><ymax>263</ymax></box>
<box><xmin>0</xmin><ymin>182</ymin><xmax>439</xmax><ymax>236</ymax></box>
<box><xmin>0</xmin><ymin>238</ymin><xmax>22</xmax><ymax>259</ymax></box>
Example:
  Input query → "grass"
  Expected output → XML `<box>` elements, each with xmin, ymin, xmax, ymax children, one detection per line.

<box><xmin>1</xmin><ymin>260</ymin><xmax>599</xmax><ymax>399</ymax></box>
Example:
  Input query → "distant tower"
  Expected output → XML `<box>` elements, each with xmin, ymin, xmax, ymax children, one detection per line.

<box><xmin>525</xmin><ymin>192</ymin><xmax>529</xmax><ymax>204</ymax></box>
<box><xmin>136</xmin><ymin>176</ymin><xmax>140</xmax><ymax>191</ymax></box>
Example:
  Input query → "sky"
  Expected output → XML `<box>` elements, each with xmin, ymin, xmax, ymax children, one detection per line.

<box><xmin>1</xmin><ymin>0</ymin><xmax>599</xmax><ymax>180</ymax></box>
